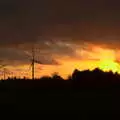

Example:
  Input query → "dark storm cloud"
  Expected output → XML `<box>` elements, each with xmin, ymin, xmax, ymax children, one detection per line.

<box><xmin>0</xmin><ymin>47</ymin><xmax>60</xmax><ymax>66</ymax></box>
<box><xmin>1</xmin><ymin>0</ymin><xmax>120</xmax><ymax>64</ymax></box>
<box><xmin>18</xmin><ymin>40</ymin><xmax>77</xmax><ymax>65</ymax></box>
<box><xmin>0</xmin><ymin>48</ymin><xmax>29</xmax><ymax>65</ymax></box>
<box><xmin>1</xmin><ymin>0</ymin><xmax>120</xmax><ymax>45</ymax></box>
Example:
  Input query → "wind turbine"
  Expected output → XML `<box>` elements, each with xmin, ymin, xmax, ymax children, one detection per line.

<box><xmin>24</xmin><ymin>44</ymin><xmax>59</xmax><ymax>80</ymax></box>
<box><xmin>0</xmin><ymin>64</ymin><xmax>12</xmax><ymax>80</ymax></box>
<box><xmin>31</xmin><ymin>46</ymin><xmax>35</xmax><ymax>80</ymax></box>
<box><xmin>2</xmin><ymin>68</ymin><xmax>12</xmax><ymax>80</ymax></box>
<box><xmin>28</xmin><ymin>45</ymin><xmax>42</xmax><ymax>80</ymax></box>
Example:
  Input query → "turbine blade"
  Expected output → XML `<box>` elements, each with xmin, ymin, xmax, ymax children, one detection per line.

<box><xmin>0</xmin><ymin>65</ymin><xmax>6</xmax><ymax>69</ymax></box>
<box><xmin>34</xmin><ymin>60</ymin><xmax>42</xmax><ymax>64</ymax></box>
<box><xmin>28</xmin><ymin>63</ymin><xmax>32</xmax><ymax>71</ymax></box>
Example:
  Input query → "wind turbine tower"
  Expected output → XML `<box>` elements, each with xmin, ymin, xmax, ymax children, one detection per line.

<box><xmin>0</xmin><ymin>64</ymin><xmax>9</xmax><ymax>80</ymax></box>
<box><xmin>3</xmin><ymin>68</ymin><xmax>6</xmax><ymax>80</ymax></box>
<box><xmin>32</xmin><ymin>46</ymin><xmax>35</xmax><ymax>80</ymax></box>
<box><xmin>25</xmin><ymin>44</ymin><xmax>42</xmax><ymax>80</ymax></box>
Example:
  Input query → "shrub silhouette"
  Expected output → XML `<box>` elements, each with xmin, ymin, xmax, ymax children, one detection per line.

<box><xmin>51</xmin><ymin>72</ymin><xmax>64</xmax><ymax>81</ymax></box>
<box><xmin>1</xmin><ymin>67</ymin><xmax>120</xmax><ymax>89</ymax></box>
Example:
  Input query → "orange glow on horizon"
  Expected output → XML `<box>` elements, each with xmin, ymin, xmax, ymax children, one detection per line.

<box><xmin>1</xmin><ymin>45</ymin><xmax>120</xmax><ymax>79</ymax></box>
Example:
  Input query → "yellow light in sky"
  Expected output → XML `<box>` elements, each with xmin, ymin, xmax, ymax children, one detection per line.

<box><xmin>94</xmin><ymin>46</ymin><xmax>120</xmax><ymax>73</ymax></box>
<box><xmin>1</xmin><ymin>45</ymin><xmax>120</xmax><ymax>79</ymax></box>
<box><xmin>98</xmin><ymin>60</ymin><xmax>120</xmax><ymax>73</ymax></box>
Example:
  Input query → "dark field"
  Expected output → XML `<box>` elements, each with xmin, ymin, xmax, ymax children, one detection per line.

<box><xmin>1</xmin><ymin>69</ymin><xmax>120</xmax><ymax>115</ymax></box>
<box><xmin>0</xmin><ymin>80</ymin><xmax>119</xmax><ymax>115</ymax></box>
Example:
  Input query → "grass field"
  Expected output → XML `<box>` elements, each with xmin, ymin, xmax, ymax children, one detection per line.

<box><xmin>0</xmin><ymin>80</ymin><xmax>119</xmax><ymax>114</ymax></box>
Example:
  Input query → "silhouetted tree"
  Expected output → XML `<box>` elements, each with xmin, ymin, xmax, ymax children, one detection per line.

<box><xmin>72</xmin><ymin>69</ymin><xmax>81</xmax><ymax>81</ymax></box>
<box><xmin>40</xmin><ymin>76</ymin><xmax>52</xmax><ymax>81</ymax></box>
<box><xmin>67</xmin><ymin>75</ymin><xmax>72</xmax><ymax>80</ymax></box>
<box><xmin>52</xmin><ymin>72</ymin><xmax>64</xmax><ymax>80</ymax></box>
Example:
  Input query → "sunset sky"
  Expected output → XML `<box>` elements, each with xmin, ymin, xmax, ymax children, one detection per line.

<box><xmin>0</xmin><ymin>0</ymin><xmax>120</xmax><ymax>79</ymax></box>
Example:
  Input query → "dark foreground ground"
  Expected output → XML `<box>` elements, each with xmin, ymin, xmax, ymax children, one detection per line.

<box><xmin>0</xmin><ymin>80</ymin><xmax>120</xmax><ymax>115</ymax></box>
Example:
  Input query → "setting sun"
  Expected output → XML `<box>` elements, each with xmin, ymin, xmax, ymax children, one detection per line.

<box><xmin>98</xmin><ymin>60</ymin><xmax>120</xmax><ymax>73</ymax></box>
<box><xmin>1</xmin><ymin>45</ymin><xmax>120</xmax><ymax>79</ymax></box>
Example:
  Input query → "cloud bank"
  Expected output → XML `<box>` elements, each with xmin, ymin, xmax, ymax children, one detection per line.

<box><xmin>0</xmin><ymin>0</ymin><xmax>120</xmax><ymax>66</ymax></box>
